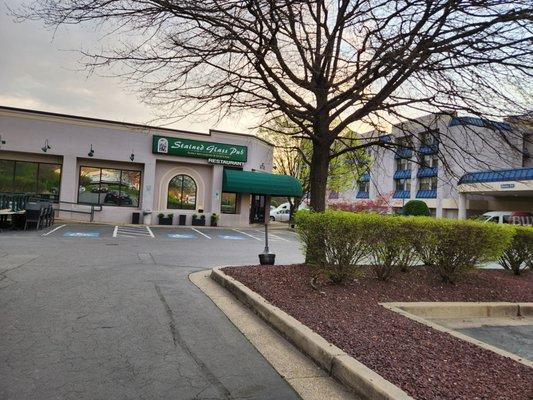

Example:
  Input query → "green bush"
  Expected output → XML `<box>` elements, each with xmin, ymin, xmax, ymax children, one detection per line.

<box><xmin>402</xmin><ymin>200</ymin><xmax>430</xmax><ymax>216</ymax></box>
<box><xmin>295</xmin><ymin>210</ymin><xmax>370</xmax><ymax>283</ymax></box>
<box><xmin>413</xmin><ymin>218</ymin><xmax>513</xmax><ymax>283</ymax></box>
<box><xmin>499</xmin><ymin>226</ymin><xmax>533</xmax><ymax>275</ymax></box>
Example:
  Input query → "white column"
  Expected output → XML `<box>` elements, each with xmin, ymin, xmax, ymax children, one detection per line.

<box><xmin>59</xmin><ymin>155</ymin><xmax>78</xmax><ymax>203</ymax></box>
<box><xmin>211</xmin><ymin>165</ymin><xmax>223</xmax><ymax>214</ymax></box>
<box><xmin>435</xmin><ymin>179</ymin><xmax>443</xmax><ymax>218</ymax></box>
<box><xmin>458</xmin><ymin>193</ymin><xmax>467</xmax><ymax>219</ymax></box>
<box><xmin>141</xmin><ymin>161</ymin><xmax>156</xmax><ymax>224</ymax></box>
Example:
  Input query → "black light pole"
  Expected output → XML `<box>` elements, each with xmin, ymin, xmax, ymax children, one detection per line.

<box><xmin>259</xmin><ymin>195</ymin><xmax>275</xmax><ymax>265</ymax></box>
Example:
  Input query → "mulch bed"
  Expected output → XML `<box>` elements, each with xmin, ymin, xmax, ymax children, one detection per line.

<box><xmin>222</xmin><ymin>264</ymin><xmax>533</xmax><ymax>400</ymax></box>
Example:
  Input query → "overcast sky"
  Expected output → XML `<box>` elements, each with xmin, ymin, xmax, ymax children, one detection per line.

<box><xmin>0</xmin><ymin>0</ymin><xmax>260</xmax><ymax>134</ymax></box>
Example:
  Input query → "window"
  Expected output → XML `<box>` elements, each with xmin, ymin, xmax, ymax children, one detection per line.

<box><xmin>221</xmin><ymin>192</ymin><xmax>238</xmax><ymax>214</ymax></box>
<box><xmin>358</xmin><ymin>181</ymin><xmax>369</xmax><ymax>193</ymax></box>
<box><xmin>0</xmin><ymin>159</ymin><xmax>61</xmax><ymax>202</ymax></box>
<box><xmin>419</xmin><ymin>177</ymin><xmax>437</xmax><ymax>190</ymax></box>
<box><xmin>167</xmin><ymin>174</ymin><xmax>197</xmax><ymax>209</ymax></box>
<box><xmin>420</xmin><ymin>154</ymin><xmax>438</xmax><ymax>168</ymax></box>
<box><xmin>396</xmin><ymin>158</ymin><xmax>411</xmax><ymax>171</ymax></box>
<box><xmin>395</xmin><ymin>179</ymin><xmax>411</xmax><ymax>192</ymax></box>
<box><xmin>420</xmin><ymin>130</ymin><xmax>439</xmax><ymax>146</ymax></box>
<box><xmin>78</xmin><ymin>166</ymin><xmax>141</xmax><ymax>207</ymax></box>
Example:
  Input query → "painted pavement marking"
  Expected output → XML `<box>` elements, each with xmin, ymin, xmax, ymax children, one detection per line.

<box><xmin>167</xmin><ymin>232</ymin><xmax>197</xmax><ymax>239</ymax></box>
<box><xmin>146</xmin><ymin>226</ymin><xmax>155</xmax><ymax>238</ymax></box>
<box><xmin>232</xmin><ymin>229</ymin><xmax>261</xmax><ymax>241</ymax></box>
<box><xmin>191</xmin><ymin>227</ymin><xmax>211</xmax><ymax>239</ymax></box>
<box><xmin>115</xmin><ymin>226</ymin><xmax>153</xmax><ymax>238</ymax></box>
<box><xmin>63</xmin><ymin>231</ymin><xmax>100</xmax><ymax>238</ymax></box>
<box><xmin>41</xmin><ymin>224</ymin><xmax>66</xmax><ymax>236</ymax></box>
<box><xmin>218</xmin><ymin>234</ymin><xmax>246</xmax><ymax>240</ymax></box>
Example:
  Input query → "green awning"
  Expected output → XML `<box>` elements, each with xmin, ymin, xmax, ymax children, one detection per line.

<box><xmin>222</xmin><ymin>169</ymin><xmax>303</xmax><ymax>197</ymax></box>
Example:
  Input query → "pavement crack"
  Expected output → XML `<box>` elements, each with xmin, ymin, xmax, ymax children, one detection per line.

<box><xmin>154</xmin><ymin>283</ymin><xmax>233</xmax><ymax>400</ymax></box>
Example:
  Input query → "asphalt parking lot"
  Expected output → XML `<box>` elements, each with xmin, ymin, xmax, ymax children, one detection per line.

<box><xmin>0</xmin><ymin>222</ymin><xmax>304</xmax><ymax>400</ymax></box>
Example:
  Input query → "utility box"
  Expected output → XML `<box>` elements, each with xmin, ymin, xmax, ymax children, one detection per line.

<box><xmin>131</xmin><ymin>212</ymin><xmax>140</xmax><ymax>224</ymax></box>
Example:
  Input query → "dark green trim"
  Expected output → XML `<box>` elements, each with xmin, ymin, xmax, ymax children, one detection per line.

<box><xmin>222</xmin><ymin>169</ymin><xmax>303</xmax><ymax>197</ymax></box>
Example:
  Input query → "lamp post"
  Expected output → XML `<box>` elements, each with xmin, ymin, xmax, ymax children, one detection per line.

<box><xmin>258</xmin><ymin>195</ymin><xmax>275</xmax><ymax>265</ymax></box>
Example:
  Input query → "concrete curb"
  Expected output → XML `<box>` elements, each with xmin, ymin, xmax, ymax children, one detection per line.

<box><xmin>211</xmin><ymin>267</ymin><xmax>414</xmax><ymax>400</ymax></box>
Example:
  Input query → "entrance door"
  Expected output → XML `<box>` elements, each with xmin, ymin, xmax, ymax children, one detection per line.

<box><xmin>250</xmin><ymin>194</ymin><xmax>266</xmax><ymax>223</ymax></box>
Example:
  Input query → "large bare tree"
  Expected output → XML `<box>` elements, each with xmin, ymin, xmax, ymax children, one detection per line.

<box><xmin>22</xmin><ymin>0</ymin><xmax>532</xmax><ymax>210</ymax></box>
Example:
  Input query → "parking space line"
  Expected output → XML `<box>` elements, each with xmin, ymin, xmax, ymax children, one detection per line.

<box><xmin>41</xmin><ymin>224</ymin><xmax>66</xmax><ymax>236</ymax></box>
<box><xmin>113</xmin><ymin>226</ymin><xmax>118</xmax><ymax>238</ymax></box>
<box><xmin>233</xmin><ymin>229</ymin><xmax>261</xmax><ymax>241</ymax></box>
<box><xmin>146</xmin><ymin>226</ymin><xmax>155</xmax><ymax>238</ymax></box>
<box><xmin>191</xmin><ymin>227</ymin><xmax>211</xmax><ymax>239</ymax></box>
<box><xmin>270</xmin><ymin>233</ymin><xmax>291</xmax><ymax>242</ymax></box>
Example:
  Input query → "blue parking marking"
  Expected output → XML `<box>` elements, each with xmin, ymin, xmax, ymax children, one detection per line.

<box><xmin>63</xmin><ymin>231</ymin><xmax>100</xmax><ymax>238</ymax></box>
<box><xmin>218</xmin><ymin>234</ymin><xmax>245</xmax><ymax>240</ymax></box>
<box><xmin>167</xmin><ymin>233</ymin><xmax>196</xmax><ymax>239</ymax></box>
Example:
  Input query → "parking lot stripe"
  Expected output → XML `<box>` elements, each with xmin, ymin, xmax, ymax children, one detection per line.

<box><xmin>270</xmin><ymin>233</ymin><xmax>291</xmax><ymax>242</ymax></box>
<box><xmin>41</xmin><ymin>224</ymin><xmax>66</xmax><ymax>236</ymax></box>
<box><xmin>146</xmin><ymin>226</ymin><xmax>155</xmax><ymax>238</ymax></box>
<box><xmin>113</xmin><ymin>226</ymin><xmax>118</xmax><ymax>238</ymax></box>
<box><xmin>191</xmin><ymin>227</ymin><xmax>211</xmax><ymax>239</ymax></box>
<box><xmin>233</xmin><ymin>229</ymin><xmax>261</xmax><ymax>241</ymax></box>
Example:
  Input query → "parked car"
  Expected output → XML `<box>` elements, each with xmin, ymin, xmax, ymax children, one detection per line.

<box><xmin>104</xmin><ymin>191</ymin><xmax>133</xmax><ymax>205</ymax></box>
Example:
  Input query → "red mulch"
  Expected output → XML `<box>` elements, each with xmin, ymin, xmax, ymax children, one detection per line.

<box><xmin>223</xmin><ymin>264</ymin><xmax>533</xmax><ymax>400</ymax></box>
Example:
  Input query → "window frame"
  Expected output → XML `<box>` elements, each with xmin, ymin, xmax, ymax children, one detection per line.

<box><xmin>395</xmin><ymin>178</ymin><xmax>411</xmax><ymax>192</ymax></box>
<box><xmin>418</xmin><ymin>176</ymin><xmax>438</xmax><ymax>191</ymax></box>
<box><xmin>77</xmin><ymin>165</ymin><xmax>142</xmax><ymax>208</ymax></box>
<box><xmin>166</xmin><ymin>174</ymin><xmax>198</xmax><ymax>210</ymax></box>
<box><xmin>0</xmin><ymin>158</ymin><xmax>62</xmax><ymax>203</ymax></box>
<box><xmin>358</xmin><ymin>180</ymin><xmax>369</xmax><ymax>193</ymax></box>
<box><xmin>221</xmin><ymin>191</ymin><xmax>239</xmax><ymax>214</ymax></box>
<box><xmin>395</xmin><ymin>157</ymin><xmax>411</xmax><ymax>171</ymax></box>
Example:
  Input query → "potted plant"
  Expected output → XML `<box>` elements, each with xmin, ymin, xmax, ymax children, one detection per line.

<box><xmin>158</xmin><ymin>213</ymin><xmax>173</xmax><ymax>225</ymax></box>
<box><xmin>210</xmin><ymin>213</ymin><xmax>218</xmax><ymax>227</ymax></box>
<box><xmin>192</xmin><ymin>213</ymin><xmax>206</xmax><ymax>226</ymax></box>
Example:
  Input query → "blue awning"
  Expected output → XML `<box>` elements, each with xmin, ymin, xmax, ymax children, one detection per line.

<box><xmin>360</xmin><ymin>172</ymin><xmax>370</xmax><ymax>182</ymax></box>
<box><xmin>394</xmin><ymin>148</ymin><xmax>413</xmax><ymax>159</ymax></box>
<box><xmin>449</xmin><ymin>116</ymin><xmax>511</xmax><ymax>131</ymax></box>
<box><xmin>418</xmin><ymin>143</ymin><xmax>439</xmax><ymax>155</ymax></box>
<box><xmin>393</xmin><ymin>170</ymin><xmax>412</xmax><ymax>180</ymax></box>
<box><xmin>417</xmin><ymin>189</ymin><xmax>437</xmax><ymax>198</ymax></box>
<box><xmin>458</xmin><ymin>167</ymin><xmax>533</xmax><ymax>184</ymax></box>
<box><xmin>417</xmin><ymin>167</ymin><xmax>438</xmax><ymax>178</ymax></box>
<box><xmin>356</xmin><ymin>191</ymin><xmax>369</xmax><ymax>199</ymax></box>
<box><xmin>393</xmin><ymin>190</ymin><xmax>410</xmax><ymax>199</ymax></box>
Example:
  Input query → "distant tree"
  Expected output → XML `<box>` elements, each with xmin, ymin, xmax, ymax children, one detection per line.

<box><xmin>23</xmin><ymin>0</ymin><xmax>532</xmax><ymax>211</ymax></box>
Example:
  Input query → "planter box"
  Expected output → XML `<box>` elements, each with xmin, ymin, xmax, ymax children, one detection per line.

<box><xmin>192</xmin><ymin>218</ymin><xmax>206</xmax><ymax>226</ymax></box>
<box><xmin>158</xmin><ymin>217</ymin><xmax>173</xmax><ymax>225</ymax></box>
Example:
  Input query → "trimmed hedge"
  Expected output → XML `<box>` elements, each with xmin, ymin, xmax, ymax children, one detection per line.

<box><xmin>499</xmin><ymin>226</ymin><xmax>533</xmax><ymax>275</ymax></box>
<box><xmin>295</xmin><ymin>210</ymin><xmax>514</xmax><ymax>284</ymax></box>
<box><xmin>402</xmin><ymin>200</ymin><xmax>430</xmax><ymax>216</ymax></box>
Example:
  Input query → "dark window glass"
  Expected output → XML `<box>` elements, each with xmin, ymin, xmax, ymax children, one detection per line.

<box><xmin>420</xmin><ymin>155</ymin><xmax>438</xmax><ymax>168</ymax></box>
<box><xmin>78</xmin><ymin>166</ymin><xmax>141</xmax><ymax>207</ymax></box>
<box><xmin>13</xmin><ymin>162</ymin><xmax>38</xmax><ymax>193</ymax></box>
<box><xmin>167</xmin><ymin>174</ymin><xmax>197</xmax><ymax>209</ymax></box>
<box><xmin>37</xmin><ymin>164</ymin><xmax>61</xmax><ymax>202</ymax></box>
<box><xmin>358</xmin><ymin>181</ymin><xmax>369</xmax><ymax>193</ymax></box>
<box><xmin>419</xmin><ymin>177</ymin><xmax>437</xmax><ymax>190</ymax></box>
<box><xmin>396</xmin><ymin>158</ymin><xmax>411</xmax><ymax>171</ymax></box>
<box><xmin>0</xmin><ymin>160</ymin><xmax>15</xmax><ymax>192</ymax></box>
<box><xmin>221</xmin><ymin>192</ymin><xmax>237</xmax><ymax>214</ymax></box>
<box><xmin>395</xmin><ymin>179</ymin><xmax>411</xmax><ymax>192</ymax></box>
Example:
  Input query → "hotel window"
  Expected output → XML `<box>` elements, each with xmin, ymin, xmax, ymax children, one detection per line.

<box><xmin>396</xmin><ymin>157</ymin><xmax>411</xmax><ymax>171</ymax></box>
<box><xmin>395</xmin><ymin>178</ymin><xmax>411</xmax><ymax>192</ymax></box>
<box><xmin>358</xmin><ymin>180</ymin><xmax>369</xmax><ymax>193</ymax></box>
<box><xmin>167</xmin><ymin>174</ymin><xmax>197</xmax><ymax>210</ymax></box>
<box><xmin>221</xmin><ymin>192</ymin><xmax>238</xmax><ymax>214</ymax></box>
<box><xmin>419</xmin><ymin>177</ymin><xmax>438</xmax><ymax>191</ymax></box>
<box><xmin>78</xmin><ymin>166</ymin><xmax>141</xmax><ymax>207</ymax></box>
<box><xmin>419</xmin><ymin>130</ymin><xmax>439</xmax><ymax>146</ymax></box>
<box><xmin>420</xmin><ymin>154</ymin><xmax>438</xmax><ymax>168</ymax></box>
<box><xmin>0</xmin><ymin>159</ymin><xmax>62</xmax><ymax>202</ymax></box>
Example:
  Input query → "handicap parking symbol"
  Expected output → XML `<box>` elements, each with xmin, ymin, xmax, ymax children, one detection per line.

<box><xmin>63</xmin><ymin>231</ymin><xmax>100</xmax><ymax>238</ymax></box>
<box><xmin>167</xmin><ymin>233</ymin><xmax>196</xmax><ymax>239</ymax></box>
<box><xmin>218</xmin><ymin>235</ymin><xmax>245</xmax><ymax>240</ymax></box>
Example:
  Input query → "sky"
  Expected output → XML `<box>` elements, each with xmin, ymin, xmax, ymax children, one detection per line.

<box><xmin>0</xmin><ymin>0</ymin><xmax>260</xmax><ymax>134</ymax></box>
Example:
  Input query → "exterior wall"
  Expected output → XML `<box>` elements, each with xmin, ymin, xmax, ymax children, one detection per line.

<box><xmin>0</xmin><ymin>107</ymin><xmax>273</xmax><ymax>226</ymax></box>
<box><xmin>345</xmin><ymin>113</ymin><xmax>529</xmax><ymax>217</ymax></box>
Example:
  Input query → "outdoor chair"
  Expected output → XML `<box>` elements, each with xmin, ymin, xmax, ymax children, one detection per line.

<box><xmin>24</xmin><ymin>202</ymin><xmax>45</xmax><ymax>230</ymax></box>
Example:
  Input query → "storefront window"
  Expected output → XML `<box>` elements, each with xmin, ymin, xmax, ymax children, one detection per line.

<box><xmin>221</xmin><ymin>192</ymin><xmax>238</xmax><ymax>214</ymax></box>
<box><xmin>167</xmin><ymin>174</ymin><xmax>197</xmax><ymax>209</ymax></box>
<box><xmin>0</xmin><ymin>160</ymin><xmax>61</xmax><ymax>202</ymax></box>
<box><xmin>78</xmin><ymin>166</ymin><xmax>141</xmax><ymax>207</ymax></box>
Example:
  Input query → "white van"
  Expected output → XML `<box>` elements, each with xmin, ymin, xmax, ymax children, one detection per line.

<box><xmin>479</xmin><ymin>211</ymin><xmax>532</xmax><ymax>225</ymax></box>
<box><xmin>269</xmin><ymin>202</ymin><xmax>308</xmax><ymax>222</ymax></box>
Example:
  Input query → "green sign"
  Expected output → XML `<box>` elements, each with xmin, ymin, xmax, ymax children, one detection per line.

<box><xmin>152</xmin><ymin>135</ymin><xmax>247</xmax><ymax>164</ymax></box>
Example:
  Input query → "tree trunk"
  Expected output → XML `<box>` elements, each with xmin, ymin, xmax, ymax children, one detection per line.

<box><xmin>309</xmin><ymin>142</ymin><xmax>330</xmax><ymax>212</ymax></box>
